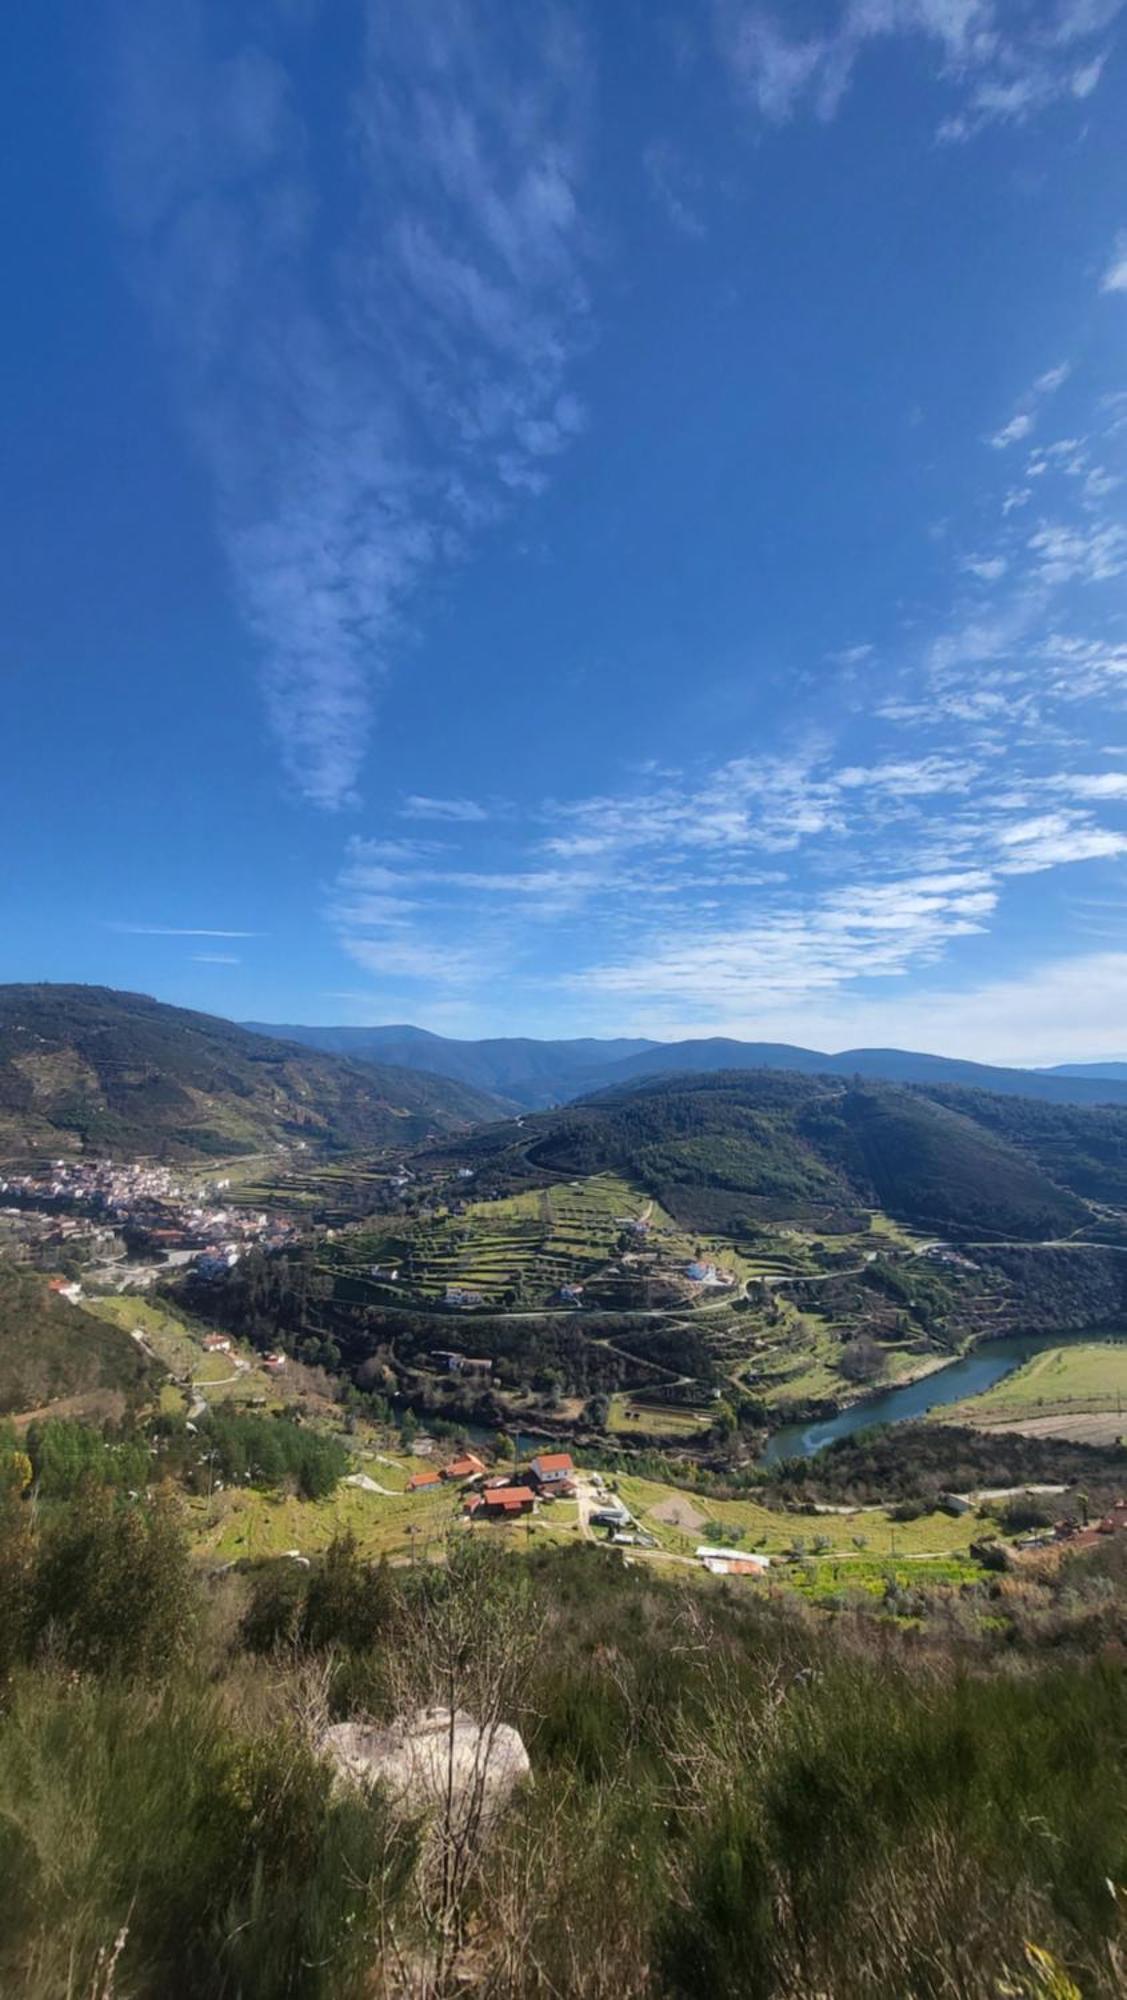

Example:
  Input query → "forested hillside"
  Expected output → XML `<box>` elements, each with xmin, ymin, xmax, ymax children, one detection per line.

<box><xmin>444</xmin><ymin>1070</ymin><xmax>1090</xmax><ymax>1241</ymax></box>
<box><xmin>0</xmin><ymin>1260</ymin><xmax>155</xmax><ymax>1415</ymax></box>
<box><xmin>0</xmin><ymin>986</ymin><xmax>501</xmax><ymax>1161</ymax></box>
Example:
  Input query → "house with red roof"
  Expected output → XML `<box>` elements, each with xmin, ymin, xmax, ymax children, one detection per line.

<box><xmin>528</xmin><ymin>1451</ymin><xmax>574</xmax><ymax>1492</ymax></box>
<box><xmin>465</xmin><ymin>1485</ymin><xmax>536</xmax><ymax>1520</ymax></box>
<box><xmin>442</xmin><ymin>1452</ymin><xmax>486</xmax><ymax>1482</ymax></box>
<box><xmin>407</xmin><ymin>1467</ymin><xmax>442</xmax><ymax>1492</ymax></box>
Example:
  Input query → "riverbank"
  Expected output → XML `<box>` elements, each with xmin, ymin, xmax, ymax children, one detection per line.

<box><xmin>760</xmin><ymin>1328</ymin><xmax>1127</xmax><ymax>1463</ymax></box>
<box><xmin>935</xmin><ymin>1337</ymin><xmax>1127</xmax><ymax>1442</ymax></box>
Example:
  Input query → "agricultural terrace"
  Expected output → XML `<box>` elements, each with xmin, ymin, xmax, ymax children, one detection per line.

<box><xmin>220</xmin><ymin>1156</ymin><xmax>407</xmax><ymax>1222</ymax></box>
<box><xmin>320</xmin><ymin>1172</ymin><xmax>811</xmax><ymax>1313</ymax></box>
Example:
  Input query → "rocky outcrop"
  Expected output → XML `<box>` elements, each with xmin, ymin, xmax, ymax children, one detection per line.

<box><xmin>320</xmin><ymin>1707</ymin><xmax>530</xmax><ymax>1819</ymax></box>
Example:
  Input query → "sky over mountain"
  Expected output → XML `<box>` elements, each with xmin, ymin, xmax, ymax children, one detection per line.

<box><xmin>5</xmin><ymin>0</ymin><xmax>1127</xmax><ymax>1060</ymax></box>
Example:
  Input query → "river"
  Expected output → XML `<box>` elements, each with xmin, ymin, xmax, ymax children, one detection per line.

<box><xmin>760</xmin><ymin>1329</ymin><xmax>1127</xmax><ymax>1464</ymax></box>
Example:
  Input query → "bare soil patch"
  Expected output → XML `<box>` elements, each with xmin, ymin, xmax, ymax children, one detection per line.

<box><xmin>650</xmin><ymin>1493</ymin><xmax>708</xmax><ymax>1532</ymax></box>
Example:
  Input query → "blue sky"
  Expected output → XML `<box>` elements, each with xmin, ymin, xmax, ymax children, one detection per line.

<box><xmin>5</xmin><ymin>0</ymin><xmax>1127</xmax><ymax>1061</ymax></box>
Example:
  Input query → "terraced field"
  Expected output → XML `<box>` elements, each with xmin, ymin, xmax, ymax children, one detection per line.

<box><xmin>324</xmin><ymin>1174</ymin><xmax>659</xmax><ymax>1308</ymax></box>
<box><xmin>322</xmin><ymin>1172</ymin><xmax>823</xmax><ymax>1317</ymax></box>
<box><xmin>615</xmin><ymin>1472</ymin><xmax>985</xmax><ymax>1559</ymax></box>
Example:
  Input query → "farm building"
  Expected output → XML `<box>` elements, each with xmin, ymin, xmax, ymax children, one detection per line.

<box><xmin>262</xmin><ymin>1352</ymin><xmax>287</xmax><ymax>1373</ymax></box>
<box><xmin>442</xmin><ymin>1452</ymin><xmax>486</xmax><ymax>1482</ymax></box>
<box><xmin>407</xmin><ymin>1468</ymin><xmax>442</xmax><ymax>1492</ymax></box>
<box><xmin>444</xmin><ymin>1285</ymin><xmax>485</xmax><ymax>1309</ymax></box>
<box><xmin>529</xmin><ymin>1452</ymin><xmax>574</xmax><ymax>1491</ymax></box>
<box><xmin>465</xmin><ymin>1485</ymin><xmax>536</xmax><ymax>1520</ymax></box>
<box><xmin>696</xmin><ymin>1545</ymin><xmax>770</xmax><ymax>1577</ymax></box>
<box><xmin>430</xmin><ymin>1349</ymin><xmax>466</xmax><ymax>1372</ymax></box>
<box><xmin>202</xmin><ymin>1333</ymin><xmax>232</xmax><ymax>1353</ymax></box>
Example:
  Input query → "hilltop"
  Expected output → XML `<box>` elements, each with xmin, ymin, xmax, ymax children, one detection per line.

<box><xmin>427</xmin><ymin>1068</ymin><xmax>1090</xmax><ymax>1241</ymax></box>
<box><xmin>0</xmin><ymin>986</ymin><xmax>502</xmax><ymax>1163</ymax></box>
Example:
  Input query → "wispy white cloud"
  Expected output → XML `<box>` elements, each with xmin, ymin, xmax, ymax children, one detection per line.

<box><xmin>989</xmin><ymin>412</ymin><xmax>1035</xmax><ymax>450</ymax></box>
<box><xmin>1027</xmin><ymin>518</ymin><xmax>1127</xmax><ymax>584</ymax></box>
<box><xmin>400</xmin><ymin>795</ymin><xmax>493</xmax><ymax>823</ymax></box>
<box><xmin>714</xmin><ymin>0</ymin><xmax>1121</xmax><ymax>138</ymax></box>
<box><xmin>192</xmin><ymin>952</ymin><xmax>242</xmax><ymax>964</ymax></box>
<box><xmin>1101</xmin><ymin>233</ymin><xmax>1127</xmax><ymax>294</ymax></box>
<box><xmin>104</xmin><ymin>0</ymin><xmax>594</xmax><ymax>809</ymax></box>
<box><xmin>106</xmin><ymin>923</ymin><xmax>264</xmax><ymax>938</ymax></box>
<box><xmin>608</xmin><ymin>950</ymin><xmax>1127</xmax><ymax>1068</ymax></box>
<box><xmin>643</xmin><ymin>141</ymin><xmax>708</xmax><ymax>238</ymax></box>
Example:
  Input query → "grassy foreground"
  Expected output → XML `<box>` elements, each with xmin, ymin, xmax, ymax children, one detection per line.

<box><xmin>2</xmin><ymin>1494</ymin><xmax>1126</xmax><ymax>2000</ymax></box>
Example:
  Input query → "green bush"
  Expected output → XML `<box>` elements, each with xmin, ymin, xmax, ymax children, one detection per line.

<box><xmin>0</xmin><ymin>1677</ymin><xmax>413</xmax><ymax>1999</ymax></box>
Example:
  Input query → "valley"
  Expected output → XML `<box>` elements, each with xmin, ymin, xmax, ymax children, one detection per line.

<box><xmin>6</xmin><ymin>989</ymin><xmax>1127</xmax><ymax>1999</ymax></box>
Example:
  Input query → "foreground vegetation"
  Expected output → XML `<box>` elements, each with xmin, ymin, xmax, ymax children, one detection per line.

<box><xmin>1</xmin><ymin>1482</ymin><xmax>1125</xmax><ymax>1999</ymax></box>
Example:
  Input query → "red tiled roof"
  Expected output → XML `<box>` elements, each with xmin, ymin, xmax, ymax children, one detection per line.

<box><xmin>444</xmin><ymin>1453</ymin><xmax>486</xmax><ymax>1479</ymax></box>
<box><xmin>482</xmin><ymin>1485</ymin><xmax>536</xmax><ymax>1511</ymax></box>
<box><xmin>531</xmin><ymin>1452</ymin><xmax>574</xmax><ymax>1475</ymax></box>
<box><xmin>408</xmin><ymin>1468</ymin><xmax>441</xmax><ymax>1490</ymax></box>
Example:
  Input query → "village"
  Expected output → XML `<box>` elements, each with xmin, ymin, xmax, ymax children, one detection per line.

<box><xmin>0</xmin><ymin>1156</ymin><xmax>297</xmax><ymax>1292</ymax></box>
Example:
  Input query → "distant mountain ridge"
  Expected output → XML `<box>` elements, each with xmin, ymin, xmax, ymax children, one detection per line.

<box><xmin>243</xmin><ymin>1022</ymin><xmax>660</xmax><ymax>1107</ymax></box>
<box><xmin>1044</xmin><ymin>1061</ymin><xmax>1127</xmax><ymax>1080</ymax></box>
<box><xmin>0</xmin><ymin>987</ymin><xmax>503</xmax><ymax>1162</ymax></box>
<box><xmin>244</xmin><ymin>1020</ymin><xmax>1127</xmax><ymax>1110</ymax></box>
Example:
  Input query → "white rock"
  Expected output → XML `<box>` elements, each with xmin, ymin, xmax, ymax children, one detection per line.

<box><xmin>320</xmin><ymin>1708</ymin><xmax>530</xmax><ymax>1820</ymax></box>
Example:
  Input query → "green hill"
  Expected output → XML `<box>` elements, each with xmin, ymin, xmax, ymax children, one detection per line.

<box><xmin>439</xmin><ymin>1069</ymin><xmax>1089</xmax><ymax>1241</ymax></box>
<box><xmin>0</xmin><ymin>986</ymin><xmax>502</xmax><ymax>1163</ymax></box>
<box><xmin>0</xmin><ymin>1261</ymin><xmax>156</xmax><ymax>1416</ymax></box>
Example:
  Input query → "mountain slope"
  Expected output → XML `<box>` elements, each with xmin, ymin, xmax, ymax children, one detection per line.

<box><xmin>0</xmin><ymin>1261</ymin><xmax>156</xmax><ymax>1415</ymax></box>
<box><xmin>433</xmin><ymin>1068</ymin><xmax>1089</xmax><ymax>1241</ymax></box>
<box><xmin>245</xmin><ymin>1021</ymin><xmax>1127</xmax><ymax>1109</ymax></box>
<box><xmin>242</xmin><ymin>1022</ymin><xmax>661</xmax><ymax>1107</ymax></box>
<box><xmin>0</xmin><ymin>986</ymin><xmax>503</xmax><ymax>1162</ymax></box>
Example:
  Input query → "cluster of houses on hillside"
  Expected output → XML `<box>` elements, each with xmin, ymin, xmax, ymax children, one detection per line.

<box><xmin>1</xmin><ymin>1158</ymin><xmax>296</xmax><ymax>1285</ymax></box>
<box><xmin>407</xmin><ymin>1449</ymin><xmax>577</xmax><ymax>1524</ymax></box>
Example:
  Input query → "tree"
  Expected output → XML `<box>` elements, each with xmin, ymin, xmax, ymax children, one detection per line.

<box><xmin>35</xmin><ymin>1484</ymin><xmax>195</xmax><ymax>1677</ymax></box>
<box><xmin>0</xmin><ymin>1447</ymin><xmax>32</xmax><ymax>1496</ymax></box>
<box><xmin>388</xmin><ymin>1537</ymin><xmax>543</xmax><ymax>1990</ymax></box>
<box><xmin>0</xmin><ymin>1491</ymin><xmax>35</xmax><ymax>1679</ymax></box>
<box><xmin>839</xmin><ymin>1336</ymin><xmax>884</xmax><ymax>1384</ymax></box>
<box><xmin>302</xmin><ymin>1532</ymin><xmax>392</xmax><ymax>1653</ymax></box>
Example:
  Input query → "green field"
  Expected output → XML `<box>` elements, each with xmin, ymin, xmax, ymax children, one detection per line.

<box><xmin>614</xmin><ymin>1471</ymin><xmax>991</xmax><ymax>1565</ymax></box>
<box><xmin>191</xmin><ymin>1476</ymin><xmax>461</xmax><ymax>1563</ymax></box>
<box><xmin>941</xmin><ymin>1339</ymin><xmax>1127</xmax><ymax>1428</ymax></box>
<box><xmin>87</xmin><ymin>1295</ymin><xmax>280</xmax><ymax>1407</ymax></box>
<box><xmin>607</xmin><ymin>1392</ymin><xmax>713</xmax><ymax>1437</ymax></box>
